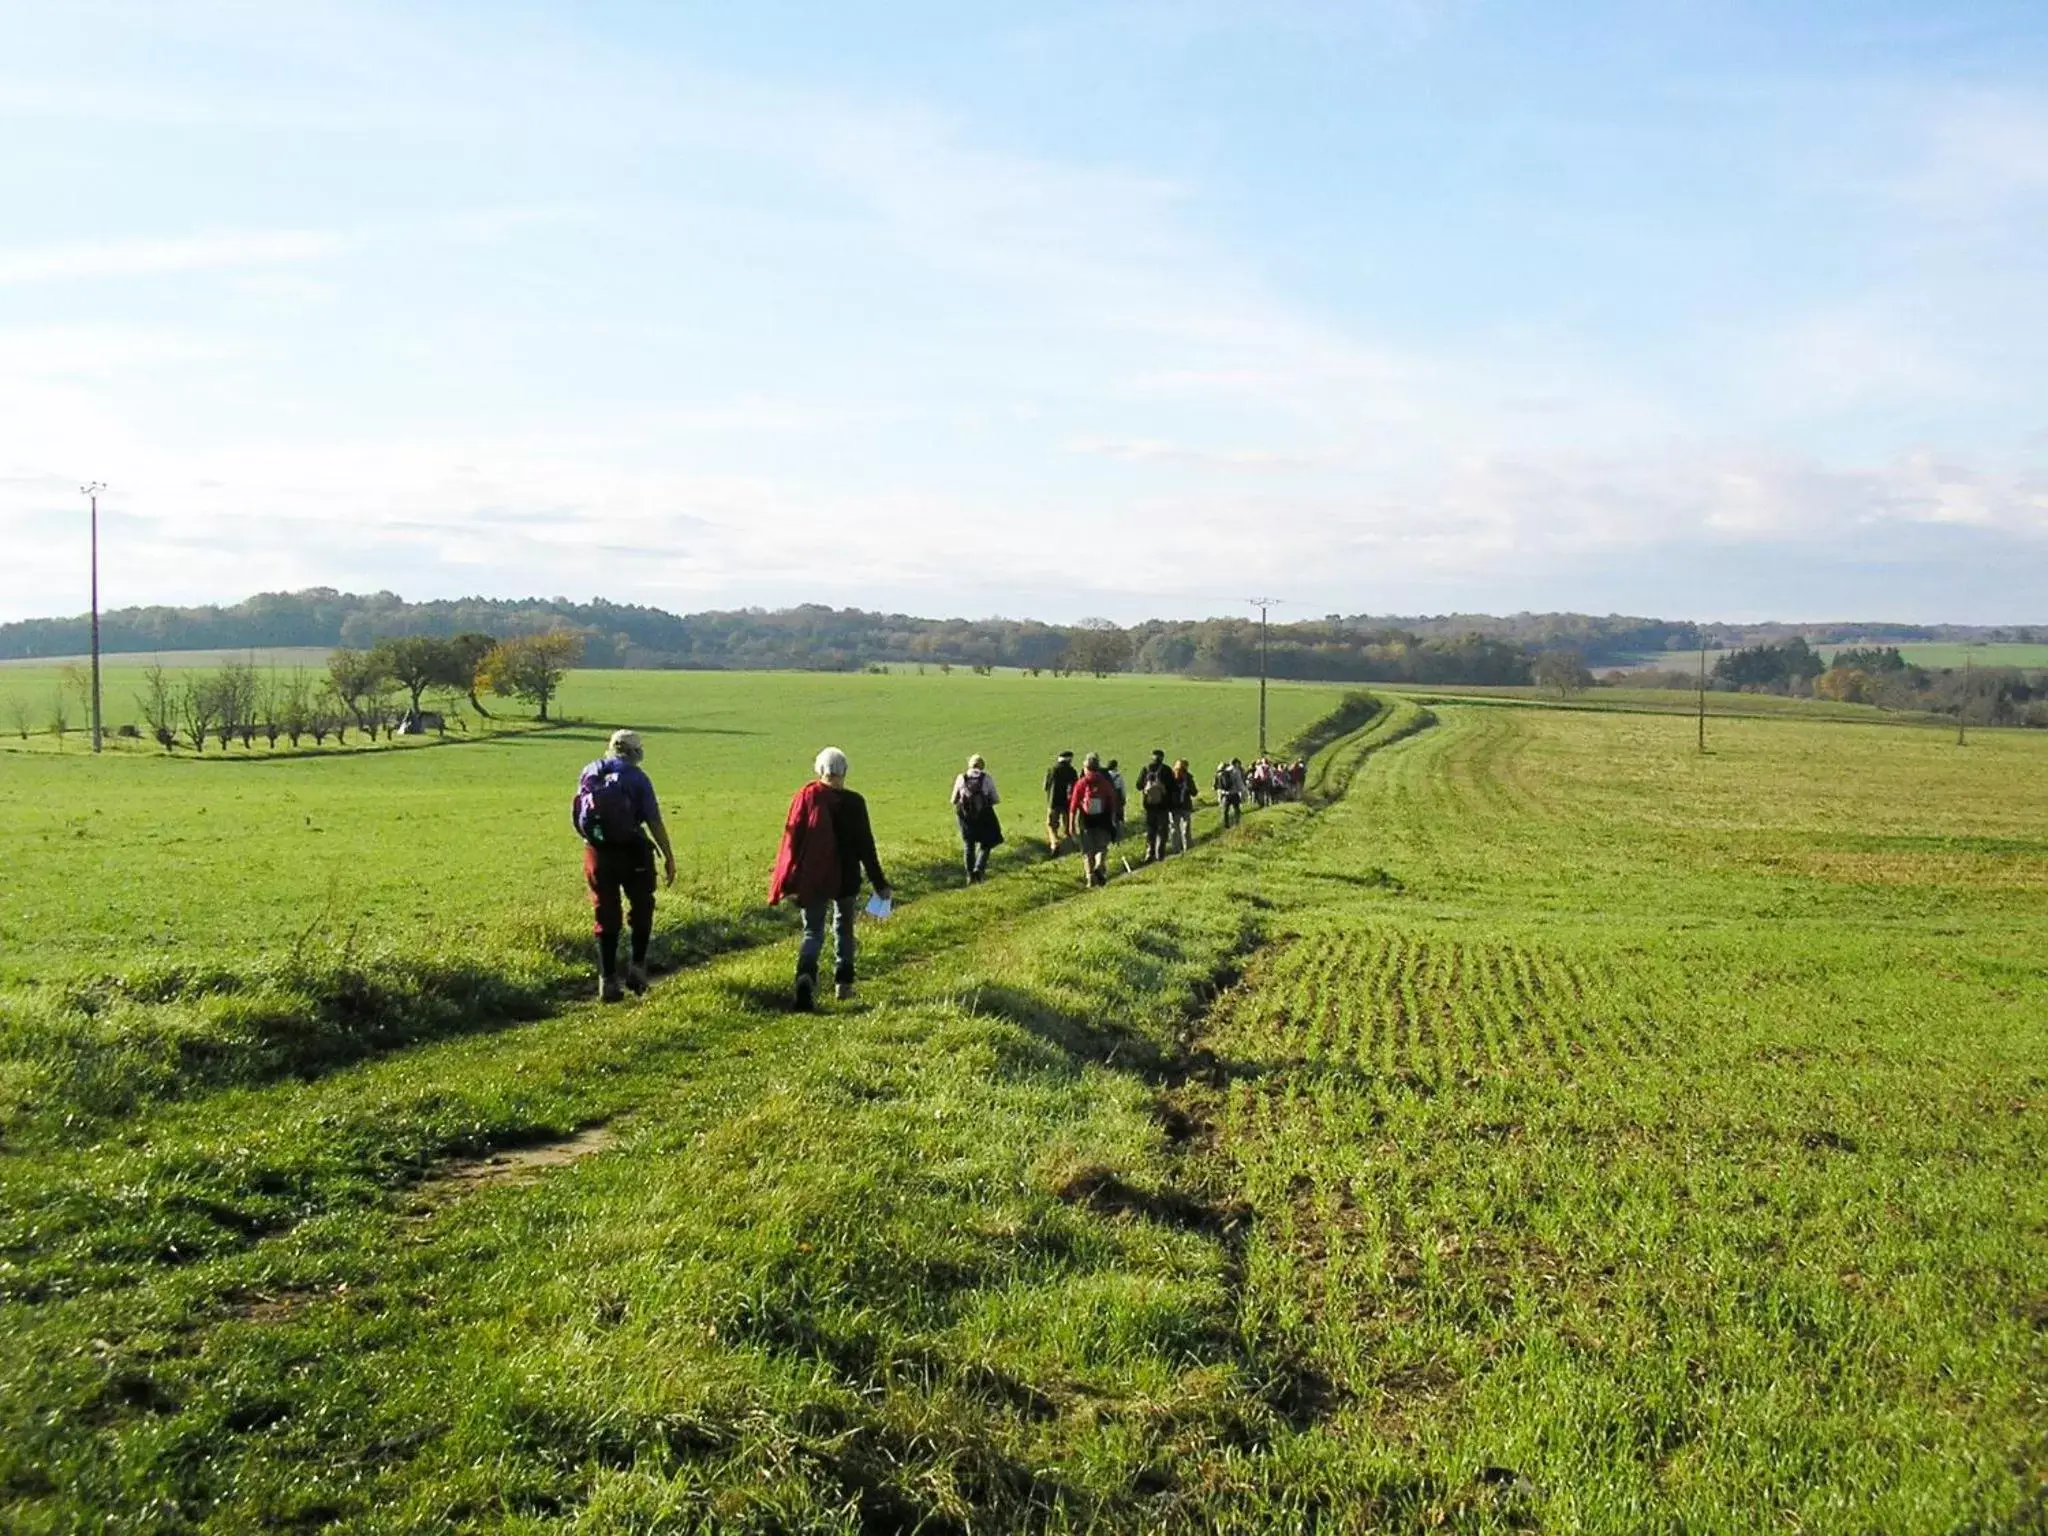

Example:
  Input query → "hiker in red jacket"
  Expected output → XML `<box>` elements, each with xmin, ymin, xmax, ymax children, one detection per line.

<box><xmin>1067</xmin><ymin>752</ymin><xmax>1119</xmax><ymax>888</ymax></box>
<box><xmin>769</xmin><ymin>746</ymin><xmax>892</xmax><ymax>1009</ymax></box>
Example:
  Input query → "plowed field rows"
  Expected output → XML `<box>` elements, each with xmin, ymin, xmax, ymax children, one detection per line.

<box><xmin>1180</xmin><ymin>704</ymin><xmax>2048</xmax><ymax>1530</ymax></box>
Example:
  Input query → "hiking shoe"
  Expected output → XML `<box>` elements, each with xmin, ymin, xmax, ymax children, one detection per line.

<box><xmin>794</xmin><ymin>974</ymin><xmax>815</xmax><ymax>1012</ymax></box>
<box><xmin>835</xmin><ymin>981</ymin><xmax>856</xmax><ymax>1002</ymax></box>
<box><xmin>623</xmin><ymin>962</ymin><xmax>648</xmax><ymax>995</ymax></box>
<box><xmin>599</xmin><ymin>976</ymin><xmax>625</xmax><ymax>1004</ymax></box>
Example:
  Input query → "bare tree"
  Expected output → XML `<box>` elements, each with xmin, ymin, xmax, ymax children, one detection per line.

<box><xmin>257</xmin><ymin>670</ymin><xmax>284</xmax><ymax>748</ymax></box>
<box><xmin>4</xmin><ymin>694</ymin><xmax>29</xmax><ymax>741</ymax></box>
<box><xmin>280</xmin><ymin>668</ymin><xmax>313</xmax><ymax>747</ymax></box>
<box><xmin>361</xmin><ymin>674</ymin><xmax>400</xmax><ymax>740</ymax></box>
<box><xmin>179</xmin><ymin>676</ymin><xmax>220</xmax><ymax>753</ymax></box>
<box><xmin>138</xmin><ymin>663</ymin><xmax>179</xmax><ymax>750</ymax></box>
<box><xmin>215</xmin><ymin>661</ymin><xmax>259</xmax><ymax>748</ymax></box>
<box><xmin>48</xmin><ymin>691</ymin><xmax>70</xmax><ymax>749</ymax></box>
<box><xmin>307</xmin><ymin>686</ymin><xmax>336</xmax><ymax>746</ymax></box>
<box><xmin>326</xmin><ymin>648</ymin><xmax>390</xmax><ymax>736</ymax></box>
<box><xmin>58</xmin><ymin>662</ymin><xmax>93</xmax><ymax>728</ymax></box>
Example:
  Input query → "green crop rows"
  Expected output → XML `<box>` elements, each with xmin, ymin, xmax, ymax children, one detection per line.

<box><xmin>0</xmin><ymin>674</ymin><xmax>2041</xmax><ymax>1532</ymax></box>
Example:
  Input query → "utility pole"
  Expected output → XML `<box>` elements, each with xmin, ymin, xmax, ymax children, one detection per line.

<box><xmin>1248</xmin><ymin>597</ymin><xmax>1281</xmax><ymax>756</ymax></box>
<box><xmin>81</xmin><ymin>482</ymin><xmax>106</xmax><ymax>754</ymax></box>
<box><xmin>1696</xmin><ymin>634</ymin><xmax>1708</xmax><ymax>753</ymax></box>
<box><xmin>1957</xmin><ymin>645</ymin><xmax>1973</xmax><ymax>747</ymax></box>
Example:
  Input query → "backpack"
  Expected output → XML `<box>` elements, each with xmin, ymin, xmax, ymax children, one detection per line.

<box><xmin>1080</xmin><ymin>777</ymin><xmax>1108</xmax><ymax>819</ymax></box>
<box><xmin>958</xmin><ymin>772</ymin><xmax>990</xmax><ymax>818</ymax></box>
<box><xmin>1214</xmin><ymin>768</ymin><xmax>1233</xmax><ymax>795</ymax></box>
<box><xmin>1141</xmin><ymin>768</ymin><xmax>1172</xmax><ymax>809</ymax></box>
<box><xmin>572</xmin><ymin>759</ymin><xmax>641</xmax><ymax>846</ymax></box>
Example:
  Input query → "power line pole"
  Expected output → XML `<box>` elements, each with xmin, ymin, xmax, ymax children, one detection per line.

<box><xmin>1248</xmin><ymin>597</ymin><xmax>1282</xmax><ymax>756</ymax></box>
<box><xmin>1957</xmin><ymin>645</ymin><xmax>1973</xmax><ymax>747</ymax></box>
<box><xmin>1696</xmin><ymin>633</ymin><xmax>1708</xmax><ymax>753</ymax></box>
<box><xmin>81</xmin><ymin>482</ymin><xmax>106</xmax><ymax>754</ymax></box>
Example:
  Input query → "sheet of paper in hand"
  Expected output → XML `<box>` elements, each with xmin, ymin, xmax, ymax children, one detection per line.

<box><xmin>865</xmin><ymin>894</ymin><xmax>894</xmax><ymax>920</ymax></box>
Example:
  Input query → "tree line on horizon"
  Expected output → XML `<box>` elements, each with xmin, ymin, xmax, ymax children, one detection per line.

<box><xmin>5</xmin><ymin>587</ymin><xmax>2035</xmax><ymax>679</ymax></box>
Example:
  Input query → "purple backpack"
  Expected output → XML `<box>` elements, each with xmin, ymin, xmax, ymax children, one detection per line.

<box><xmin>572</xmin><ymin>758</ymin><xmax>641</xmax><ymax>846</ymax></box>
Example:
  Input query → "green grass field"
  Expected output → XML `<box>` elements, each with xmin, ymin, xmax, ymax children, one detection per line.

<box><xmin>1</xmin><ymin>677</ymin><xmax>2042</xmax><ymax>1532</ymax></box>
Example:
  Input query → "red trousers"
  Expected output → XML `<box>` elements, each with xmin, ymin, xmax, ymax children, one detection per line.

<box><xmin>584</xmin><ymin>842</ymin><xmax>656</xmax><ymax>944</ymax></box>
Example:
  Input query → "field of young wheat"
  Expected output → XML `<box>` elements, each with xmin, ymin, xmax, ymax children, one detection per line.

<box><xmin>0</xmin><ymin>679</ymin><xmax>2040</xmax><ymax>1532</ymax></box>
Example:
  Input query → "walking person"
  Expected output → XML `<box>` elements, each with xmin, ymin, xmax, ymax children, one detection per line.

<box><xmin>952</xmin><ymin>753</ymin><xmax>1003</xmax><ymax>883</ymax></box>
<box><xmin>1043</xmin><ymin>749</ymin><xmax>1078</xmax><ymax>853</ymax></box>
<box><xmin>1135</xmin><ymin>749</ymin><xmax>1174</xmax><ymax>862</ymax></box>
<box><xmin>768</xmin><ymin>747</ymin><xmax>892</xmax><ymax>1009</ymax></box>
<box><xmin>1068</xmin><ymin>752</ymin><xmax>1119</xmax><ymax>887</ymax></box>
<box><xmin>1105</xmin><ymin>757</ymin><xmax>1128</xmax><ymax>843</ymax></box>
<box><xmin>571</xmin><ymin>729</ymin><xmax>677</xmax><ymax>1003</ymax></box>
<box><xmin>1170</xmin><ymin>757</ymin><xmax>1198</xmax><ymax>853</ymax></box>
<box><xmin>1216</xmin><ymin>758</ymin><xmax>1245</xmax><ymax>829</ymax></box>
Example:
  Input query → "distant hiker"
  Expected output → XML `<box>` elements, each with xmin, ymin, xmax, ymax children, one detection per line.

<box><xmin>1170</xmin><ymin>757</ymin><xmax>1198</xmax><ymax>852</ymax></box>
<box><xmin>1136</xmin><ymin>749</ymin><xmax>1174</xmax><ymax>862</ymax></box>
<box><xmin>1216</xmin><ymin>758</ymin><xmax>1245</xmax><ymax>829</ymax></box>
<box><xmin>571</xmin><ymin>728</ymin><xmax>677</xmax><ymax>1004</ymax></box>
<box><xmin>952</xmin><ymin>753</ymin><xmax>1003</xmax><ymax>883</ymax></box>
<box><xmin>1105</xmin><ymin>757</ymin><xmax>1128</xmax><ymax>841</ymax></box>
<box><xmin>1068</xmin><ymin>752</ymin><xmax>1119</xmax><ymax>887</ymax></box>
<box><xmin>1291</xmin><ymin>759</ymin><xmax>1308</xmax><ymax>798</ymax></box>
<box><xmin>1043</xmin><ymin>749</ymin><xmax>1079</xmax><ymax>852</ymax></box>
<box><xmin>768</xmin><ymin>747</ymin><xmax>892</xmax><ymax>1009</ymax></box>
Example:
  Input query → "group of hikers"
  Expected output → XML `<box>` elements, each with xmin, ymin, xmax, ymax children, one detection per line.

<box><xmin>1009</xmin><ymin>748</ymin><xmax>1304</xmax><ymax>886</ymax></box>
<box><xmin>571</xmin><ymin>729</ymin><xmax>1304</xmax><ymax>1009</ymax></box>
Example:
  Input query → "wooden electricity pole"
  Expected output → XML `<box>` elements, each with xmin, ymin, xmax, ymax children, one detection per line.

<box><xmin>1957</xmin><ymin>646</ymin><xmax>1973</xmax><ymax>746</ymax></box>
<box><xmin>1248</xmin><ymin>597</ymin><xmax>1282</xmax><ymax>756</ymax></box>
<box><xmin>1696</xmin><ymin>636</ymin><xmax>1707</xmax><ymax>753</ymax></box>
<box><xmin>81</xmin><ymin>481</ymin><xmax>106</xmax><ymax>754</ymax></box>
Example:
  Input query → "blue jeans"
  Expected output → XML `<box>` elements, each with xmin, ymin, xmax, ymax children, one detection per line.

<box><xmin>798</xmin><ymin>895</ymin><xmax>858</xmax><ymax>984</ymax></box>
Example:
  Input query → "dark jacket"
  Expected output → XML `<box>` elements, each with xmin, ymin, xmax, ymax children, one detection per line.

<box><xmin>825</xmin><ymin>786</ymin><xmax>888</xmax><ymax>900</ymax></box>
<box><xmin>1044</xmin><ymin>760</ymin><xmax>1079</xmax><ymax>808</ymax></box>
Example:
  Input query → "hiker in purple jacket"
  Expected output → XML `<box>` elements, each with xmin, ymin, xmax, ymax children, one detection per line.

<box><xmin>573</xmin><ymin>729</ymin><xmax>677</xmax><ymax>1003</ymax></box>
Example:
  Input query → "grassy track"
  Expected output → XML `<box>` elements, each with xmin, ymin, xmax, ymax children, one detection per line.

<box><xmin>2</xmin><ymin>687</ymin><xmax>2043</xmax><ymax>1530</ymax></box>
<box><xmin>0</xmin><ymin>670</ymin><xmax>1332</xmax><ymax>1141</ymax></box>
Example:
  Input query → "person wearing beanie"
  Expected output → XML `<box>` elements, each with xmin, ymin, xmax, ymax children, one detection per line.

<box><xmin>570</xmin><ymin>727</ymin><xmax>676</xmax><ymax>1003</ymax></box>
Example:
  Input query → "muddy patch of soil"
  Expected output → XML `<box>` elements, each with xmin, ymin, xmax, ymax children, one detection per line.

<box><xmin>414</xmin><ymin>1125</ymin><xmax>620</xmax><ymax>1200</ymax></box>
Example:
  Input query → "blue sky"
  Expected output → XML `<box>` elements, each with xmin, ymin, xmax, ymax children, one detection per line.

<box><xmin>2</xmin><ymin>0</ymin><xmax>2044</xmax><ymax>623</ymax></box>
